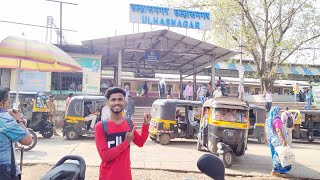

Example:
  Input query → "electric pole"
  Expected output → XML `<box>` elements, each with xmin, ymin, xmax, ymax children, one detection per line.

<box><xmin>46</xmin><ymin>0</ymin><xmax>77</xmax><ymax>94</ymax></box>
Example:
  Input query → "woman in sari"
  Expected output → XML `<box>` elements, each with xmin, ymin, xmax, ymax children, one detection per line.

<box><xmin>265</xmin><ymin>106</ymin><xmax>292</xmax><ymax>177</ymax></box>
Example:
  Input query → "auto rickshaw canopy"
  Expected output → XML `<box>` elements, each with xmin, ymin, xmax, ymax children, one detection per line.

<box><xmin>151</xmin><ymin>99</ymin><xmax>202</xmax><ymax>120</ymax></box>
<box><xmin>203</xmin><ymin>97</ymin><xmax>248</xmax><ymax>110</ymax></box>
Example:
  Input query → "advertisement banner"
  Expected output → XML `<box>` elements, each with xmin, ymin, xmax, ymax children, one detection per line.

<box><xmin>312</xmin><ymin>85</ymin><xmax>320</xmax><ymax>107</ymax></box>
<box><xmin>72</xmin><ymin>56</ymin><xmax>101</xmax><ymax>95</ymax></box>
<box><xmin>19</xmin><ymin>70</ymin><xmax>47</xmax><ymax>92</ymax></box>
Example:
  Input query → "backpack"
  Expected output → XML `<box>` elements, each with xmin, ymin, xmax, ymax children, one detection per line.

<box><xmin>286</xmin><ymin>113</ymin><xmax>294</xmax><ymax>128</ymax></box>
<box><xmin>101</xmin><ymin>118</ymin><xmax>133</xmax><ymax>141</ymax></box>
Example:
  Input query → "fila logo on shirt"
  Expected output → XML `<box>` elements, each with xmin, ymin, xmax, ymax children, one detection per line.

<box><xmin>106</xmin><ymin>132</ymin><xmax>127</xmax><ymax>149</ymax></box>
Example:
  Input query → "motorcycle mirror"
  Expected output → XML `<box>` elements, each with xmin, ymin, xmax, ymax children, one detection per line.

<box><xmin>197</xmin><ymin>154</ymin><xmax>225</xmax><ymax>180</ymax></box>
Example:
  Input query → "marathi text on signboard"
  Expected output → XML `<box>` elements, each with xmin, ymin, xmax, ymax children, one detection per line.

<box><xmin>129</xmin><ymin>4</ymin><xmax>211</xmax><ymax>30</ymax></box>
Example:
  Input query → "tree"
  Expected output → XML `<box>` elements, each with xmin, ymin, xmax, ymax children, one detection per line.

<box><xmin>167</xmin><ymin>0</ymin><xmax>320</xmax><ymax>93</ymax></box>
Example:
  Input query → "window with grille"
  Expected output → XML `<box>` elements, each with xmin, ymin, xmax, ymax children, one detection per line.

<box><xmin>152</xmin><ymin>84</ymin><xmax>158</xmax><ymax>91</ymax></box>
<box><xmin>51</xmin><ymin>72</ymin><xmax>83</xmax><ymax>91</ymax></box>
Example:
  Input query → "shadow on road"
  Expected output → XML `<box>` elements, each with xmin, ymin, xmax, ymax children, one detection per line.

<box><xmin>145</xmin><ymin>139</ymin><xmax>198</xmax><ymax>150</ymax></box>
<box><xmin>232</xmin><ymin>153</ymin><xmax>319</xmax><ymax>180</ymax></box>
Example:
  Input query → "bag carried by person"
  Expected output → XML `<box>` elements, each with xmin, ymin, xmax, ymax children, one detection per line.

<box><xmin>275</xmin><ymin>145</ymin><xmax>295</xmax><ymax>167</ymax></box>
<box><xmin>286</xmin><ymin>113</ymin><xmax>294</xmax><ymax>128</ymax></box>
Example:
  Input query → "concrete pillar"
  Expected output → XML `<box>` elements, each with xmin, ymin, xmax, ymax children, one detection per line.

<box><xmin>211</xmin><ymin>59</ymin><xmax>216</xmax><ymax>92</ymax></box>
<box><xmin>193</xmin><ymin>65</ymin><xmax>196</xmax><ymax>100</ymax></box>
<box><xmin>117</xmin><ymin>49</ymin><xmax>123</xmax><ymax>87</ymax></box>
<box><xmin>180</xmin><ymin>71</ymin><xmax>183</xmax><ymax>99</ymax></box>
<box><xmin>113</xmin><ymin>66</ymin><xmax>117</xmax><ymax>86</ymax></box>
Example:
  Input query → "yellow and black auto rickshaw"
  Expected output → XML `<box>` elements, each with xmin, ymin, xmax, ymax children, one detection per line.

<box><xmin>10</xmin><ymin>91</ymin><xmax>53</xmax><ymax>139</ymax></box>
<box><xmin>288</xmin><ymin>109</ymin><xmax>320</xmax><ymax>142</ymax></box>
<box><xmin>197</xmin><ymin>97</ymin><xmax>249</xmax><ymax>168</ymax></box>
<box><xmin>149</xmin><ymin>99</ymin><xmax>203</xmax><ymax>145</ymax></box>
<box><xmin>62</xmin><ymin>95</ymin><xmax>106</xmax><ymax>140</ymax></box>
<box><xmin>248</xmin><ymin>104</ymin><xmax>266</xmax><ymax>144</ymax></box>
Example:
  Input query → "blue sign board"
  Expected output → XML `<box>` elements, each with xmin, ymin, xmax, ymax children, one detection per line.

<box><xmin>129</xmin><ymin>4</ymin><xmax>211</xmax><ymax>30</ymax></box>
<box><xmin>144</xmin><ymin>50</ymin><xmax>161</xmax><ymax>62</ymax></box>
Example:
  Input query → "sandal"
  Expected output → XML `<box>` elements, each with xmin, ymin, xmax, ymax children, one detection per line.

<box><xmin>271</xmin><ymin>170</ymin><xmax>284</xmax><ymax>178</ymax></box>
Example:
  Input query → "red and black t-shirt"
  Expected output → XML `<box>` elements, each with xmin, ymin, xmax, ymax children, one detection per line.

<box><xmin>94</xmin><ymin>119</ymin><xmax>149</xmax><ymax>180</ymax></box>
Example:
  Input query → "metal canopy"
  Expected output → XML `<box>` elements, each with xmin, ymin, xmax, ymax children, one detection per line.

<box><xmin>81</xmin><ymin>29</ymin><xmax>238</xmax><ymax>76</ymax></box>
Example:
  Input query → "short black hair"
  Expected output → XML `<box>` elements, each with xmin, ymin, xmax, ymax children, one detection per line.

<box><xmin>285</xmin><ymin>107</ymin><xmax>289</xmax><ymax>111</ymax></box>
<box><xmin>0</xmin><ymin>87</ymin><xmax>10</xmax><ymax>103</ymax></box>
<box><xmin>68</xmin><ymin>93</ymin><xmax>74</xmax><ymax>97</ymax></box>
<box><xmin>105</xmin><ymin>87</ymin><xmax>126</xmax><ymax>100</ymax></box>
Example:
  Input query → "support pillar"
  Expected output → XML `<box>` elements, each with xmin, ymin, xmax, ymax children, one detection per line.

<box><xmin>211</xmin><ymin>59</ymin><xmax>216</xmax><ymax>93</ymax></box>
<box><xmin>193</xmin><ymin>65</ymin><xmax>196</xmax><ymax>100</ymax></box>
<box><xmin>179</xmin><ymin>71</ymin><xmax>183</xmax><ymax>99</ymax></box>
<box><xmin>113</xmin><ymin>66</ymin><xmax>117</xmax><ymax>86</ymax></box>
<box><xmin>117</xmin><ymin>49</ymin><xmax>123</xmax><ymax>87</ymax></box>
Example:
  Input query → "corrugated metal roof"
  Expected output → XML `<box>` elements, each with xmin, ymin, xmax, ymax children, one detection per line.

<box><xmin>81</xmin><ymin>29</ymin><xmax>238</xmax><ymax>76</ymax></box>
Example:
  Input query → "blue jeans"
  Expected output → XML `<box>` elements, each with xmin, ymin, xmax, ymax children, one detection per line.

<box><xmin>304</xmin><ymin>98</ymin><xmax>311</xmax><ymax>110</ymax></box>
<box><xmin>199</xmin><ymin>96</ymin><xmax>205</xmax><ymax>103</ymax></box>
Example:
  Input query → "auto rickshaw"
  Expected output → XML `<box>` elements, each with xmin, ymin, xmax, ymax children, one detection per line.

<box><xmin>197</xmin><ymin>97</ymin><xmax>249</xmax><ymax>168</ymax></box>
<box><xmin>248</xmin><ymin>104</ymin><xmax>266</xmax><ymax>144</ymax></box>
<box><xmin>62</xmin><ymin>95</ymin><xmax>106</xmax><ymax>140</ymax></box>
<box><xmin>288</xmin><ymin>109</ymin><xmax>320</xmax><ymax>142</ymax></box>
<box><xmin>149</xmin><ymin>99</ymin><xmax>203</xmax><ymax>145</ymax></box>
<box><xmin>10</xmin><ymin>91</ymin><xmax>53</xmax><ymax>138</ymax></box>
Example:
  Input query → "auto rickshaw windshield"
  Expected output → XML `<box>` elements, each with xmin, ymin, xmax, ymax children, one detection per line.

<box><xmin>213</xmin><ymin>108</ymin><xmax>248</xmax><ymax>123</ymax></box>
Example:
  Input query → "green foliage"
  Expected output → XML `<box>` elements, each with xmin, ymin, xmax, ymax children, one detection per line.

<box><xmin>166</xmin><ymin>0</ymin><xmax>320</xmax><ymax>92</ymax></box>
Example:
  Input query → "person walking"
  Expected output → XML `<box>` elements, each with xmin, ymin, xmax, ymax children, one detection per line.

<box><xmin>94</xmin><ymin>87</ymin><xmax>151</xmax><ymax>180</ymax></box>
<box><xmin>265</xmin><ymin>90</ymin><xmax>273</xmax><ymax>112</ymax></box>
<box><xmin>265</xmin><ymin>106</ymin><xmax>291</xmax><ymax>177</ymax></box>
<box><xmin>125</xmin><ymin>95</ymin><xmax>135</xmax><ymax>120</ymax></box>
<box><xmin>184</xmin><ymin>81</ymin><xmax>194</xmax><ymax>100</ymax></box>
<box><xmin>304</xmin><ymin>89</ymin><xmax>311</xmax><ymax>110</ymax></box>
<box><xmin>48</xmin><ymin>95</ymin><xmax>59</xmax><ymax>136</ymax></box>
<box><xmin>141</xmin><ymin>82</ymin><xmax>148</xmax><ymax>98</ymax></box>
<box><xmin>293</xmin><ymin>83</ymin><xmax>300</xmax><ymax>102</ymax></box>
<box><xmin>213</xmin><ymin>87</ymin><xmax>223</xmax><ymax>98</ymax></box>
<box><xmin>281</xmin><ymin>107</ymin><xmax>293</xmax><ymax>146</ymax></box>
<box><xmin>197</xmin><ymin>84</ymin><xmax>207</xmax><ymax>103</ymax></box>
<box><xmin>124</xmin><ymin>85</ymin><xmax>130</xmax><ymax>100</ymax></box>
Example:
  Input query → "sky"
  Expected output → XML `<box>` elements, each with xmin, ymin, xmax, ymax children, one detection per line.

<box><xmin>0</xmin><ymin>0</ymin><xmax>206</xmax><ymax>45</ymax></box>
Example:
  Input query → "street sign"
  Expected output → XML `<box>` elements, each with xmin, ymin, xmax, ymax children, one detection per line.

<box><xmin>129</xmin><ymin>4</ymin><xmax>211</xmax><ymax>30</ymax></box>
<box><xmin>144</xmin><ymin>50</ymin><xmax>160</xmax><ymax>62</ymax></box>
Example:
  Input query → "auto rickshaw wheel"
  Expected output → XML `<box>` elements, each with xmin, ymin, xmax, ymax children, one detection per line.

<box><xmin>258</xmin><ymin>136</ymin><xmax>265</xmax><ymax>144</ymax></box>
<box><xmin>222</xmin><ymin>151</ymin><xmax>234</xmax><ymax>168</ymax></box>
<box><xmin>41</xmin><ymin>127</ymin><xmax>53</xmax><ymax>139</ymax></box>
<box><xmin>66</xmin><ymin>129</ymin><xmax>79</xmax><ymax>140</ymax></box>
<box><xmin>159</xmin><ymin>134</ymin><xmax>171</xmax><ymax>145</ymax></box>
<box><xmin>16</xmin><ymin>129</ymin><xmax>38</xmax><ymax>151</ymax></box>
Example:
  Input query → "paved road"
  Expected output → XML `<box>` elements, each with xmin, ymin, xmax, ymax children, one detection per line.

<box><xmin>17</xmin><ymin>132</ymin><xmax>320</xmax><ymax>179</ymax></box>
